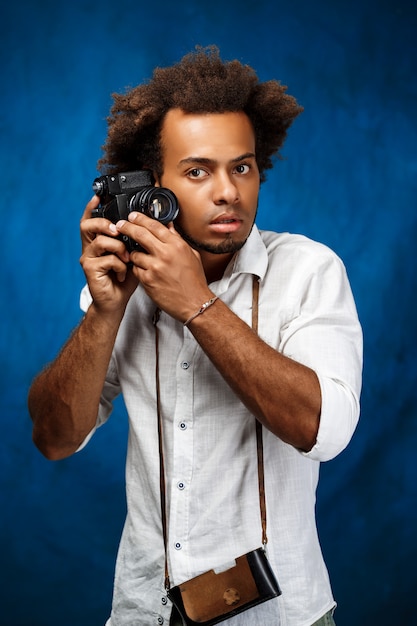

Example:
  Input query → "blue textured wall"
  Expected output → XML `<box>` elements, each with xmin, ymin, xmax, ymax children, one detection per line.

<box><xmin>1</xmin><ymin>1</ymin><xmax>416</xmax><ymax>624</ymax></box>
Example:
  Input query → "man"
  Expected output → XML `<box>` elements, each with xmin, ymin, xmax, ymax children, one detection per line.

<box><xmin>28</xmin><ymin>46</ymin><xmax>362</xmax><ymax>625</ymax></box>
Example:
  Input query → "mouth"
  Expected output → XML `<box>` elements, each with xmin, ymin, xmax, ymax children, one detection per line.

<box><xmin>209</xmin><ymin>215</ymin><xmax>243</xmax><ymax>234</ymax></box>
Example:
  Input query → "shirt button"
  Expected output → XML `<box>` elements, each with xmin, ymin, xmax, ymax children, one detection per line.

<box><xmin>161</xmin><ymin>596</ymin><xmax>168</xmax><ymax>605</ymax></box>
<box><xmin>179</xmin><ymin>422</ymin><xmax>187</xmax><ymax>430</ymax></box>
<box><xmin>177</xmin><ymin>481</ymin><xmax>185</xmax><ymax>490</ymax></box>
<box><xmin>181</xmin><ymin>361</ymin><xmax>190</xmax><ymax>370</ymax></box>
<box><xmin>157</xmin><ymin>617</ymin><xmax>164</xmax><ymax>625</ymax></box>
<box><xmin>175</xmin><ymin>542</ymin><xmax>182</xmax><ymax>550</ymax></box>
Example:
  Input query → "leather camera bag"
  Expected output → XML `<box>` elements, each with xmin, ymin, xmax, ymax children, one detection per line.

<box><xmin>168</xmin><ymin>547</ymin><xmax>280</xmax><ymax>625</ymax></box>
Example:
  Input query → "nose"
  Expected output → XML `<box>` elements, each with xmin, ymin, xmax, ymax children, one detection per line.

<box><xmin>212</xmin><ymin>171</ymin><xmax>239</xmax><ymax>205</ymax></box>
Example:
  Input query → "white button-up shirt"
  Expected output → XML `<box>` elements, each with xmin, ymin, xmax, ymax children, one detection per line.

<box><xmin>81</xmin><ymin>226</ymin><xmax>362</xmax><ymax>626</ymax></box>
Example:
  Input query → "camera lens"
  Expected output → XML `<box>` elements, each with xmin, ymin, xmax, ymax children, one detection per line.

<box><xmin>129</xmin><ymin>187</ymin><xmax>179</xmax><ymax>224</ymax></box>
<box><xmin>92</xmin><ymin>178</ymin><xmax>106</xmax><ymax>196</ymax></box>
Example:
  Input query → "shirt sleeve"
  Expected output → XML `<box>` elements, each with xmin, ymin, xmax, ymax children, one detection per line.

<box><xmin>76</xmin><ymin>367</ymin><xmax>120</xmax><ymax>451</ymax></box>
<box><xmin>278</xmin><ymin>245</ymin><xmax>363</xmax><ymax>462</ymax></box>
<box><xmin>76</xmin><ymin>284</ymin><xmax>120</xmax><ymax>451</ymax></box>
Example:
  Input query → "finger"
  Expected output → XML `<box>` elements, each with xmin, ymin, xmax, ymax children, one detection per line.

<box><xmin>80</xmin><ymin>196</ymin><xmax>127</xmax><ymax>252</ymax></box>
<box><xmin>80</xmin><ymin>195</ymin><xmax>101</xmax><ymax>221</ymax></box>
<box><xmin>115</xmin><ymin>270</ymin><xmax>127</xmax><ymax>283</ymax></box>
<box><xmin>80</xmin><ymin>218</ymin><xmax>125</xmax><ymax>256</ymax></box>
<box><xmin>115</xmin><ymin>219</ymin><xmax>154</xmax><ymax>254</ymax></box>
<box><xmin>80</xmin><ymin>217</ymin><xmax>118</xmax><ymax>241</ymax></box>
<box><xmin>85</xmin><ymin>233</ymin><xmax>131</xmax><ymax>263</ymax></box>
<box><xmin>81</xmin><ymin>249</ymin><xmax>131</xmax><ymax>277</ymax></box>
<box><xmin>128</xmin><ymin>211</ymin><xmax>173</xmax><ymax>241</ymax></box>
<box><xmin>116</xmin><ymin>214</ymin><xmax>174</xmax><ymax>254</ymax></box>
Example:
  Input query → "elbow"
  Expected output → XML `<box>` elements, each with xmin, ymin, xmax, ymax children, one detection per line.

<box><xmin>299</xmin><ymin>420</ymin><xmax>320</xmax><ymax>454</ymax></box>
<box><xmin>28</xmin><ymin>388</ymin><xmax>85</xmax><ymax>461</ymax></box>
<box><xmin>32</xmin><ymin>427</ymin><xmax>77</xmax><ymax>461</ymax></box>
<box><xmin>261</xmin><ymin>405</ymin><xmax>320</xmax><ymax>453</ymax></box>
<box><xmin>30</xmin><ymin>406</ymin><xmax>83</xmax><ymax>461</ymax></box>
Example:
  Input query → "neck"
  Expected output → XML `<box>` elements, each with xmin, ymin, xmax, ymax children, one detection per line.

<box><xmin>200</xmin><ymin>251</ymin><xmax>234</xmax><ymax>284</ymax></box>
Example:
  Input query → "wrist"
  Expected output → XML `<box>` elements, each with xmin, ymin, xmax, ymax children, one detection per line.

<box><xmin>86</xmin><ymin>301</ymin><xmax>125</xmax><ymax>335</ymax></box>
<box><xmin>183</xmin><ymin>296</ymin><xmax>219</xmax><ymax>326</ymax></box>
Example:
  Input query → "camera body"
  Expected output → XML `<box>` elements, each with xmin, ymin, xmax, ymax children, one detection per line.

<box><xmin>92</xmin><ymin>170</ymin><xmax>179</xmax><ymax>251</ymax></box>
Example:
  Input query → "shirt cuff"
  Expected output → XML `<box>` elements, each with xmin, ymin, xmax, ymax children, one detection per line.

<box><xmin>302</xmin><ymin>372</ymin><xmax>360</xmax><ymax>462</ymax></box>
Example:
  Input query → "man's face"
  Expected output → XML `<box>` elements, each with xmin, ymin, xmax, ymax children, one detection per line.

<box><xmin>156</xmin><ymin>109</ymin><xmax>260</xmax><ymax>258</ymax></box>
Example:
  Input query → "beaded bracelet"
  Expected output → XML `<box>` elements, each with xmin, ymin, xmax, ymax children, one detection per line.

<box><xmin>183</xmin><ymin>296</ymin><xmax>219</xmax><ymax>326</ymax></box>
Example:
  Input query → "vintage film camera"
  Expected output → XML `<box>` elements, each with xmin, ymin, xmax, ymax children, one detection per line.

<box><xmin>92</xmin><ymin>170</ymin><xmax>179</xmax><ymax>251</ymax></box>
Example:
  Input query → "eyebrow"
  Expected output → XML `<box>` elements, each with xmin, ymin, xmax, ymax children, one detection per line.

<box><xmin>178</xmin><ymin>152</ymin><xmax>256</xmax><ymax>167</ymax></box>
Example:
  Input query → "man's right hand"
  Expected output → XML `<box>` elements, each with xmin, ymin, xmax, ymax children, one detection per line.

<box><xmin>79</xmin><ymin>195</ymin><xmax>138</xmax><ymax>315</ymax></box>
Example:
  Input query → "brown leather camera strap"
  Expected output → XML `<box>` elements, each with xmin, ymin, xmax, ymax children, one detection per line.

<box><xmin>153</xmin><ymin>275</ymin><xmax>267</xmax><ymax>590</ymax></box>
<box><xmin>252</xmin><ymin>277</ymin><xmax>268</xmax><ymax>548</ymax></box>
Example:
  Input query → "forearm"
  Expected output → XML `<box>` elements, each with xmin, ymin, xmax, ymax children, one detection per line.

<box><xmin>187</xmin><ymin>299</ymin><xmax>321</xmax><ymax>451</ymax></box>
<box><xmin>28</xmin><ymin>304</ymin><xmax>122</xmax><ymax>460</ymax></box>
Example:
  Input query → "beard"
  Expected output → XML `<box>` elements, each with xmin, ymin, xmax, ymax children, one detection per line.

<box><xmin>174</xmin><ymin>218</ymin><xmax>256</xmax><ymax>256</ymax></box>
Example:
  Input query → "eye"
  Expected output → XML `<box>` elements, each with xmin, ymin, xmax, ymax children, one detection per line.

<box><xmin>234</xmin><ymin>164</ymin><xmax>251</xmax><ymax>174</ymax></box>
<box><xmin>187</xmin><ymin>168</ymin><xmax>208</xmax><ymax>179</ymax></box>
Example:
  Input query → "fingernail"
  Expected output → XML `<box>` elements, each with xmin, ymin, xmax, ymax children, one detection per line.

<box><xmin>128</xmin><ymin>212</ymin><xmax>138</xmax><ymax>221</ymax></box>
<box><xmin>116</xmin><ymin>220</ymin><xmax>126</xmax><ymax>229</ymax></box>
<box><xmin>109</xmin><ymin>223</ymin><xmax>117</xmax><ymax>234</ymax></box>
